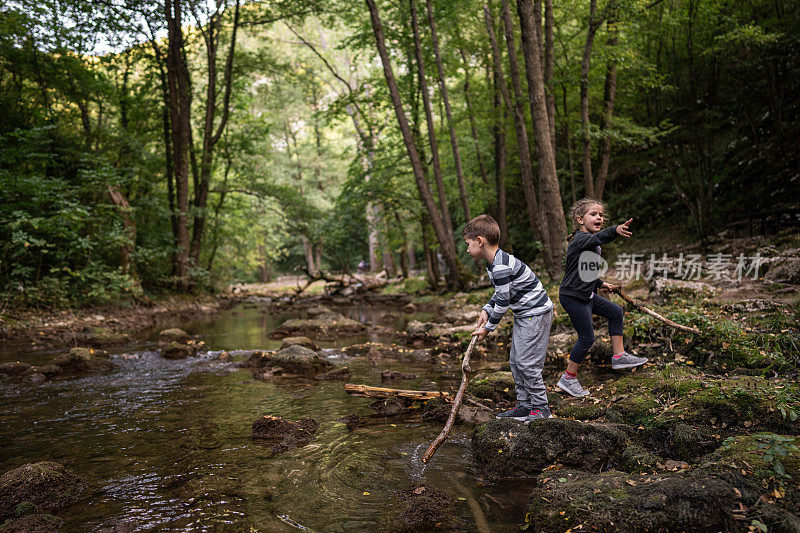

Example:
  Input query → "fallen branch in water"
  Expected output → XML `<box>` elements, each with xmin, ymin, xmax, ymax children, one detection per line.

<box><xmin>344</xmin><ymin>383</ymin><xmax>450</xmax><ymax>401</ymax></box>
<box><xmin>422</xmin><ymin>334</ymin><xmax>478</xmax><ymax>463</ymax></box>
<box><xmin>609</xmin><ymin>286</ymin><xmax>701</xmax><ymax>335</ymax></box>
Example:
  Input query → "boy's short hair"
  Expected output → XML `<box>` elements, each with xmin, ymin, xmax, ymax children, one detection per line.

<box><xmin>463</xmin><ymin>214</ymin><xmax>500</xmax><ymax>245</ymax></box>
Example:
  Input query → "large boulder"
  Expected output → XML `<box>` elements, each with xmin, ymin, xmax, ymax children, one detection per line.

<box><xmin>270</xmin><ymin>312</ymin><xmax>363</xmax><ymax>340</ymax></box>
<box><xmin>764</xmin><ymin>257</ymin><xmax>800</xmax><ymax>284</ymax></box>
<box><xmin>472</xmin><ymin>418</ymin><xmax>630</xmax><ymax>478</ymax></box>
<box><xmin>251</xmin><ymin>415</ymin><xmax>318</xmax><ymax>453</ymax></box>
<box><xmin>0</xmin><ymin>462</ymin><xmax>85</xmax><ymax>521</ymax></box>
<box><xmin>526</xmin><ymin>469</ymin><xmax>742</xmax><ymax>532</ymax></box>
<box><xmin>50</xmin><ymin>347</ymin><xmax>113</xmax><ymax>374</ymax></box>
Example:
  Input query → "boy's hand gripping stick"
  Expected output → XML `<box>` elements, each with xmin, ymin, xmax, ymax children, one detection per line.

<box><xmin>421</xmin><ymin>326</ymin><xmax>479</xmax><ymax>464</ymax></box>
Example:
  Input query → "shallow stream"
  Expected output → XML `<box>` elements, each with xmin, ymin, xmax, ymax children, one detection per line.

<box><xmin>0</xmin><ymin>302</ymin><xmax>534</xmax><ymax>531</ymax></box>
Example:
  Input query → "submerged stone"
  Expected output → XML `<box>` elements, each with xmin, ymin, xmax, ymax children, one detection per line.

<box><xmin>314</xmin><ymin>367</ymin><xmax>351</xmax><ymax>380</ymax></box>
<box><xmin>380</xmin><ymin>370</ymin><xmax>417</xmax><ymax>381</ymax></box>
<box><xmin>0</xmin><ymin>362</ymin><xmax>32</xmax><ymax>376</ymax></box>
<box><xmin>251</xmin><ymin>415</ymin><xmax>318</xmax><ymax>453</ymax></box>
<box><xmin>81</xmin><ymin>326</ymin><xmax>129</xmax><ymax>347</ymax></box>
<box><xmin>0</xmin><ymin>462</ymin><xmax>85</xmax><ymax>521</ymax></box>
<box><xmin>1</xmin><ymin>513</ymin><xmax>65</xmax><ymax>532</ymax></box>
<box><xmin>384</xmin><ymin>485</ymin><xmax>461</xmax><ymax>531</ymax></box>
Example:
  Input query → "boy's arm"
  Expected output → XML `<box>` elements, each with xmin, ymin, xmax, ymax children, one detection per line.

<box><xmin>482</xmin><ymin>268</ymin><xmax>512</xmax><ymax>331</ymax></box>
<box><xmin>571</xmin><ymin>225</ymin><xmax>619</xmax><ymax>250</ymax></box>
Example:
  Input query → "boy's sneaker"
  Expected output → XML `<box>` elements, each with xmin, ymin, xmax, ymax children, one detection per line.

<box><xmin>524</xmin><ymin>407</ymin><xmax>551</xmax><ymax>423</ymax></box>
<box><xmin>496</xmin><ymin>405</ymin><xmax>531</xmax><ymax>421</ymax></box>
<box><xmin>557</xmin><ymin>375</ymin><xmax>590</xmax><ymax>397</ymax></box>
<box><xmin>611</xmin><ymin>352</ymin><xmax>648</xmax><ymax>370</ymax></box>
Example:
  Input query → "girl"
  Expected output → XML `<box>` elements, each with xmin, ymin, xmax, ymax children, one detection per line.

<box><xmin>557</xmin><ymin>198</ymin><xmax>647</xmax><ymax>397</ymax></box>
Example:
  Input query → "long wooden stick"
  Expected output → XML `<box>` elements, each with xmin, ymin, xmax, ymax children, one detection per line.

<box><xmin>344</xmin><ymin>383</ymin><xmax>450</xmax><ymax>401</ymax></box>
<box><xmin>422</xmin><ymin>334</ymin><xmax>478</xmax><ymax>463</ymax></box>
<box><xmin>610</xmin><ymin>286</ymin><xmax>701</xmax><ymax>335</ymax></box>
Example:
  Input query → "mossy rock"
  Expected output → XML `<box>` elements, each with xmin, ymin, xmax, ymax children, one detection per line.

<box><xmin>50</xmin><ymin>348</ymin><xmax>113</xmax><ymax>374</ymax></box>
<box><xmin>471</xmin><ymin>418</ymin><xmax>631</xmax><ymax>478</ymax></box>
<box><xmin>527</xmin><ymin>469</ymin><xmax>742</xmax><ymax>532</ymax></box>
<box><xmin>555</xmin><ymin>401</ymin><xmax>606</xmax><ymax>421</ymax></box>
<box><xmin>618</xmin><ymin>444</ymin><xmax>661</xmax><ymax>473</ymax></box>
<box><xmin>467</xmin><ymin>372</ymin><xmax>516</xmax><ymax>402</ymax></box>
<box><xmin>262</xmin><ymin>345</ymin><xmax>333</xmax><ymax>374</ymax></box>
<box><xmin>0</xmin><ymin>462</ymin><xmax>85</xmax><ymax>521</ymax></box>
<box><xmin>270</xmin><ymin>312</ymin><xmax>364</xmax><ymax>340</ymax></box>
<box><xmin>82</xmin><ymin>326</ymin><xmax>129</xmax><ymax>346</ymax></box>
<box><xmin>1</xmin><ymin>513</ymin><xmax>64</xmax><ymax>532</ymax></box>
<box><xmin>160</xmin><ymin>341</ymin><xmax>197</xmax><ymax>359</ymax></box>
<box><xmin>158</xmin><ymin>328</ymin><xmax>189</xmax><ymax>343</ymax></box>
<box><xmin>279</xmin><ymin>336</ymin><xmax>319</xmax><ymax>351</ymax></box>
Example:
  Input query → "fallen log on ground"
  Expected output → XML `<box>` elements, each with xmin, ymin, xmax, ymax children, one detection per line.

<box><xmin>422</xmin><ymin>334</ymin><xmax>478</xmax><ymax>463</ymax></box>
<box><xmin>344</xmin><ymin>383</ymin><xmax>450</xmax><ymax>401</ymax></box>
<box><xmin>609</xmin><ymin>286</ymin><xmax>701</xmax><ymax>335</ymax></box>
<box><xmin>295</xmin><ymin>266</ymin><xmax>394</xmax><ymax>295</ymax></box>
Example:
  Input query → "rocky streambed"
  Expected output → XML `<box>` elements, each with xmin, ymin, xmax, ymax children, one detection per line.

<box><xmin>1</xmin><ymin>293</ymin><xmax>798</xmax><ymax>531</ymax></box>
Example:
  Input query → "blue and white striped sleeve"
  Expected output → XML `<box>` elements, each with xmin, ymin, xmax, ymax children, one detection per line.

<box><xmin>483</xmin><ymin>266</ymin><xmax>512</xmax><ymax>331</ymax></box>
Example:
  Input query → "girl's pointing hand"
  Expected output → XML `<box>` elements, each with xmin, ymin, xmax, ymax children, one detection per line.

<box><xmin>617</xmin><ymin>218</ymin><xmax>633</xmax><ymax>238</ymax></box>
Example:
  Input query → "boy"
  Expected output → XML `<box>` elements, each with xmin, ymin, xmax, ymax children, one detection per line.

<box><xmin>465</xmin><ymin>215</ymin><xmax>554</xmax><ymax>422</ymax></box>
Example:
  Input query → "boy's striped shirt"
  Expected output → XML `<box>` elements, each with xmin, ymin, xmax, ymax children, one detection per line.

<box><xmin>482</xmin><ymin>249</ymin><xmax>552</xmax><ymax>331</ymax></box>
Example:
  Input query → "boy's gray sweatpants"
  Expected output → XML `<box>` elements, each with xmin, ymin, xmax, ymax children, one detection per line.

<box><xmin>509</xmin><ymin>309</ymin><xmax>553</xmax><ymax>409</ymax></box>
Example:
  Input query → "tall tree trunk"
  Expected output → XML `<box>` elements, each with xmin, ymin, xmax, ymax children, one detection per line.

<box><xmin>165</xmin><ymin>0</ymin><xmax>192</xmax><ymax>288</ymax></box>
<box><xmin>580</xmin><ymin>0</ymin><xmax>601</xmax><ymax>198</ymax></box>
<box><xmin>516</xmin><ymin>0</ymin><xmax>567</xmax><ymax>276</ymax></box>
<box><xmin>459</xmin><ymin>48</ymin><xmax>490</xmax><ymax>188</ymax></box>
<box><xmin>563</xmin><ymin>85</ymin><xmax>577</xmax><ymax>204</ymax></box>
<box><xmin>189</xmin><ymin>0</ymin><xmax>241</xmax><ymax>266</ymax></box>
<box><xmin>499</xmin><ymin>0</ymin><xmax>542</xmax><ymax>243</ymax></box>
<box><xmin>408</xmin><ymin>0</ymin><xmax>457</xmax><ymax>250</ymax></box>
<box><xmin>365</xmin><ymin>0</ymin><xmax>463</xmax><ymax>288</ymax></box>
<box><xmin>425</xmin><ymin>0</ymin><xmax>471</xmax><ymax>222</ymax></box>
<box><xmin>544</xmin><ymin>0</ymin><xmax>555</xmax><ymax>151</ymax></box>
<box><xmin>595</xmin><ymin>9</ymin><xmax>618</xmax><ymax>200</ymax></box>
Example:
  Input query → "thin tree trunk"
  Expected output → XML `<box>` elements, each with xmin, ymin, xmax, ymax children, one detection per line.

<box><xmin>563</xmin><ymin>85</ymin><xmax>576</xmax><ymax>204</ymax></box>
<box><xmin>409</xmin><ymin>0</ymin><xmax>457</xmax><ymax>248</ymax></box>
<box><xmin>595</xmin><ymin>9</ymin><xmax>618</xmax><ymax>200</ymax></box>
<box><xmin>365</xmin><ymin>0</ymin><xmax>463</xmax><ymax>289</ymax></box>
<box><xmin>499</xmin><ymin>0</ymin><xmax>542</xmax><ymax>242</ymax></box>
<box><xmin>425</xmin><ymin>0</ymin><xmax>471</xmax><ymax>222</ymax></box>
<box><xmin>421</xmin><ymin>215</ymin><xmax>438</xmax><ymax>289</ymax></box>
<box><xmin>516</xmin><ymin>0</ymin><xmax>567</xmax><ymax>275</ymax></box>
<box><xmin>107</xmin><ymin>186</ymin><xmax>136</xmax><ymax>275</ymax></box>
<box><xmin>459</xmin><ymin>48</ymin><xmax>490</xmax><ymax>188</ymax></box>
<box><xmin>580</xmin><ymin>0</ymin><xmax>601</xmax><ymax>198</ymax></box>
<box><xmin>483</xmin><ymin>18</ymin><xmax>510</xmax><ymax>249</ymax></box>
